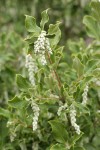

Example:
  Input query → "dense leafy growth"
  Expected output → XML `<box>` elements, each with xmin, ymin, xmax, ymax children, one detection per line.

<box><xmin>0</xmin><ymin>0</ymin><xmax>100</xmax><ymax>150</ymax></box>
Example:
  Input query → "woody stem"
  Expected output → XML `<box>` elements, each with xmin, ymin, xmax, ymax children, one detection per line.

<box><xmin>46</xmin><ymin>50</ymin><xmax>65</xmax><ymax>102</ymax></box>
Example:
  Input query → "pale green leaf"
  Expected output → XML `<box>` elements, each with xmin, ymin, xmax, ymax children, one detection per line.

<box><xmin>48</xmin><ymin>22</ymin><xmax>61</xmax><ymax>49</ymax></box>
<box><xmin>40</xmin><ymin>9</ymin><xmax>49</xmax><ymax>29</ymax></box>
<box><xmin>16</xmin><ymin>74</ymin><xmax>30</xmax><ymax>91</ymax></box>
<box><xmin>70</xmin><ymin>133</ymin><xmax>83</xmax><ymax>146</ymax></box>
<box><xmin>25</xmin><ymin>15</ymin><xmax>41</xmax><ymax>34</ymax></box>
<box><xmin>73</xmin><ymin>57</ymin><xmax>84</xmax><ymax>77</ymax></box>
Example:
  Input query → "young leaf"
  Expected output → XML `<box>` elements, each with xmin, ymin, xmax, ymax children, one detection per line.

<box><xmin>73</xmin><ymin>57</ymin><xmax>84</xmax><ymax>77</ymax></box>
<box><xmin>25</xmin><ymin>15</ymin><xmax>41</xmax><ymax>34</ymax></box>
<box><xmin>48</xmin><ymin>22</ymin><xmax>61</xmax><ymax>49</ymax></box>
<box><xmin>48</xmin><ymin>22</ymin><xmax>61</xmax><ymax>35</ymax></box>
<box><xmin>40</xmin><ymin>9</ymin><xmax>49</xmax><ymax>29</ymax></box>
<box><xmin>49</xmin><ymin>120</ymin><xmax>68</xmax><ymax>144</ymax></box>
<box><xmin>70</xmin><ymin>133</ymin><xmax>83</xmax><ymax>147</ymax></box>
<box><xmin>16</xmin><ymin>74</ymin><xmax>30</xmax><ymax>91</ymax></box>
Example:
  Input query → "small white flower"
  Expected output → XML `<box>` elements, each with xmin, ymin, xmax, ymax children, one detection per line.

<box><xmin>82</xmin><ymin>85</ymin><xmax>89</xmax><ymax>105</ymax></box>
<box><xmin>34</xmin><ymin>31</ymin><xmax>52</xmax><ymax>65</ymax></box>
<box><xmin>45</xmin><ymin>38</ymin><xmax>52</xmax><ymax>54</ymax></box>
<box><xmin>34</xmin><ymin>31</ymin><xmax>46</xmax><ymax>54</ymax></box>
<box><xmin>25</xmin><ymin>54</ymin><xmax>38</xmax><ymax>86</ymax></box>
<box><xmin>70</xmin><ymin>104</ymin><xmax>81</xmax><ymax>135</ymax></box>
<box><xmin>57</xmin><ymin>103</ymin><xmax>67</xmax><ymax>116</ymax></box>
<box><xmin>39</xmin><ymin>54</ymin><xmax>47</xmax><ymax>65</ymax></box>
<box><xmin>31</xmin><ymin>101</ymin><xmax>40</xmax><ymax>131</ymax></box>
<box><xmin>7</xmin><ymin>121</ymin><xmax>13</xmax><ymax>127</ymax></box>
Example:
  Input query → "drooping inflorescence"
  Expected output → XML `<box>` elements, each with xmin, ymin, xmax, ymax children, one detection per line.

<box><xmin>25</xmin><ymin>54</ymin><xmax>38</xmax><ymax>86</ymax></box>
<box><xmin>70</xmin><ymin>104</ymin><xmax>81</xmax><ymax>135</ymax></box>
<box><xmin>57</xmin><ymin>102</ymin><xmax>68</xmax><ymax>116</ymax></box>
<box><xmin>82</xmin><ymin>84</ymin><xmax>89</xmax><ymax>105</ymax></box>
<box><xmin>31</xmin><ymin>101</ymin><xmax>40</xmax><ymax>131</ymax></box>
<box><xmin>7</xmin><ymin>121</ymin><xmax>17</xmax><ymax>142</ymax></box>
<box><xmin>34</xmin><ymin>31</ymin><xmax>52</xmax><ymax>65</ymax></box>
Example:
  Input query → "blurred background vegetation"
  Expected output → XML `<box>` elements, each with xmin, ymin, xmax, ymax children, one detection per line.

<box><xmin>1</xmin><ymin>1</ymin><xmax>100</xmax><ymax>149</ymax></box>
<box><xmin>0</xmin><ymin>0</ymin><xmax>90</xmax><ymax>38</ymax></box>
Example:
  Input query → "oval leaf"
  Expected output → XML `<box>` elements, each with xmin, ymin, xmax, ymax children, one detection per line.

<box><xmin>73</xmin><ymin>57</ymin><xmax>84</xmax><ymax>77</ymax></box>
<box><xmin>16</xmin><ymin>74</ymin><xmax>30</xmax><ymax>91</ymax></box>
<box><xmin>25</xmin><ymin>15</ymin><xmax>41</xmax><ymax>34</ymax></box>
<box><xmin>49</xmin><ymin>120</ymin><xmax>68</xmax><ymax>144</ymax></box>
<box><xmin>40</xmin><ymin>9</ymin><xmax>49</xmax><ymax>29</ymax></box>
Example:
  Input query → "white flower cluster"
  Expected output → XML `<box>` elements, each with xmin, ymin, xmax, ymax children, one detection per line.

<box><xmin>7</xmin><ymin>120</ymin><xmax>16</xmax><ymax>142</ymax></box>
<box><xmin>7</xmin><ymin>121</ymin><xmax>13</xmax><ymax>127</ymax></box>
<box><xmin>31</xmin><ymin>101</ymin><xmax>40</xmax><ymax>131</ymax></box>
<box><xmin>38</xmin><ymin>54</ymin><xmax>47</xmax><ymax>66</ymax></box>
<box><xmin>70</xmin><ymin>105</ymin><xmax>80</xmax><ymax>135</ymax></box>
<box><xmin>25</xmin><ymin>54</ymin><xmax>38</xmax><ymax>86</ymax></box>
<box><xmin>57</xmin><ymin>103</ymin><xmax>68</xmax><ymax>116</ymax></box>
<box><xmin>82</xmin><ymin>85</ymin><xmax>89</xmax><ymax>105</ymax></box>
<box><xmin>34</xmin><ymin>31</ymin><xmax>52</xmax><ymax>65</ymax></box>
<box><xmin>10</xmin><ymin>132</ymin><xmax>17</xmax><ymax>142</ymax></box>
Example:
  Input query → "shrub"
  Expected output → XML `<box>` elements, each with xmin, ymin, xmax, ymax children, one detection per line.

<box><xmin>0</xmin><ymin>1</ymin><xmax>100</xmax><ymax>150</ymax></box>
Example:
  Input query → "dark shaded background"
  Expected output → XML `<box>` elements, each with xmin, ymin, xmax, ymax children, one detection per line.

<box><xmin>0</xmin><ymin>0</ymin><xmax>90</xmax><ymax>40</ymax></box>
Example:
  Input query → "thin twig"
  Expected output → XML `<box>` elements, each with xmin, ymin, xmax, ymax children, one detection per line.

<box><xmin>46</xmin><ymin>50</ymin><xmax>65</xmax><ymax>102</ymax></box>
<box><xmin>46</xmin><ymin>51</ymin><xmax>62</xmax><ymax>89</ymax></box>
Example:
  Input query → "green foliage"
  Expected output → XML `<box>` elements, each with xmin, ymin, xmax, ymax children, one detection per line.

<box><xmin>49</xmin><ymin>120</ymin><xmax>68</xmax><ymax>144</ymax></box>
<box><xmin>0</xmin><ymin>32</ymin><xmax>25</xmax><ymax>104</ymax></box>
<box><xmin>0</xmin><ymin>108</ymin><xmax>10</xmax><ymax>118</ymax></box>
<box><xmin>16</xmin><ymin>74</ymin><xmax>30</xmax><ymax>91</ymax></box>
<box><xmin>25</xmin><ymin>15</ymin><xmax>41</xmax><ymax>34</ymax></box>
<box><xmin>40</xmin><ymin>9</ymin><xmax>50</xmax><ymax>30</ymax></box>
<box><xmin>83</xmin><ymin>1</ymin><xmax>100</xmax><ymax>40</ymax></box>
<box><xmin>8</xmin><ymin>96</ymin><xmax>26</xmax><ymax>109</ymax></box>
<box><xmin>0</xmin><ymin>0</ymin><xmax>100</xmax><ymax>150</ymax></box>
<box><xmin>73</xmin><ymin>57</ymin><xmax>84</xmax><ymax>77</ymax></box>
